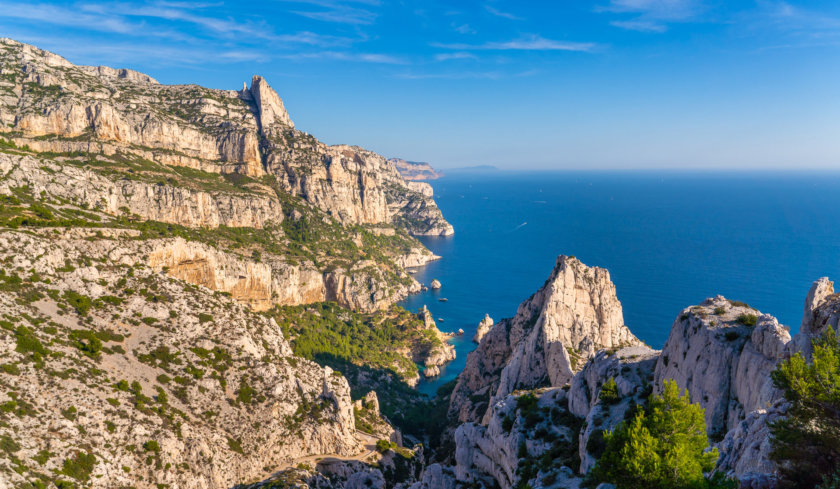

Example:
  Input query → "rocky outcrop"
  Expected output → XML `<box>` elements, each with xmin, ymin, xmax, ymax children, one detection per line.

<box><xmin>0</xmin><ymin>38</ymin><xmax>452</xmax><ymax>236</ymax></box>
<box><xmin>716</xmin><ymin>403</ymin><xmax>786</xmax><ymax>487</ymax></box>
<box><xmin>416</xmin><ymin>307</ymin><xmax>456</xmax><ymax>378</ymax></box>
<box><xmin>790</xmin><ymin>277</ymin><xmax>838</xmax><ymax>357</ymax></box>
<box><xmin>474</xmin><ymin>314</ymin><xmax>494</xmax><ymax>343</ymax></box>
<box><xmin>389</xmin><ymin>158</ymin><xmax>443</xmax><ymax>181</ymax></box>
<box><xmin>455</xmin><ymin>387</ymin><xmax>583</xmax><ymax>489</ymax></box>
<box><xmin>353</xmin><ymin>391</ymin><xmax>402</xmax><ymax>445</ymax></box>
<box><xmin>653</xmin><ymin>296</ymin><xmax>790</xmax><ymax>439</ymax></box>
<box><xmin>450</xmin><ymin>256</ymin><xmax>641</xmax><ymax>424</ymax></box>
<box><xmin>430</xmin><ymin>279</ymin><xmax>442</xmax><ymax>290</ymax></box>
<box><xmin>245</xmin><ymin>75</ymin><xmax>294</xmax><ymax>129</ymax></box>
<box><xmin>404</xmin><ymin>463</ymin><xmax>458</xmax><ymax>489</ymax></box>
<box><xmin>568</xmin><ymin>346</ymin><xmax>659</xmax><ymax>472</ymax></box>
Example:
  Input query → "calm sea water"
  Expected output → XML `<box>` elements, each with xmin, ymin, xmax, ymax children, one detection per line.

<box><xmin>398</xmin><ymin>170</ymin><xmax>840</xmax><ymax>395</ymax></box>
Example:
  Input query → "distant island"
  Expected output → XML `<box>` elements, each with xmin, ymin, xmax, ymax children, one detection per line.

<box><xmin>447</xmin><ymin>164</ymin><xmax>499</xmax><ymax>172</ymax></box>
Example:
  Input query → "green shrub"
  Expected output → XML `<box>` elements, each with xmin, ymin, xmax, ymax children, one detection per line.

<box><xmin>236</xmin><ymin>380</ymin><xmax>254</xmax><ymax>404</ymax></box>
<box><xmin>227</xmin><ymin>437</ymin><xmax>244</xmax><ymax>455</ymax></box>
<box><xmin>142</xmin><ymin>440</ymin><xmax>160</xmax><ymax>453</ymax></box>
<box><xmin>69</xmin><ymin>329</ymin><xmax>103</xmax><ymax>359</ymax></box>
<box><xmin>736</xmin><ymin>314</ymin><xmax>757</xmax><ymax>326</ymax></box>
<box><xmin>14</xmin><ymin>325</ymin><xmax>47</xmax><ymax>356</ymax></box>
<box><xmin>376</xmin><ymin>439</ymin><xmax>392</xmax><ymax>453</ymax></box>
<box><xmin>1</xmin><ymin>363</ymin><xmax>20</xmax><ymax>375</ymax></box>
<box><xmin>599</xmin><ymin>377</ymin><xmax>620</xmax><ymax>405</ymax></box>
<box><xmin>197</xmin><ymin>313</ymin><xmax>213</xmax><ymax>324</ymax></box>
<box><xmin>63</xmin><ymin>291</ymin><xmax>92</xmax><ymax>315</ymax></box>
<box><xmin>60</xmin><ymin>451</ymin><xmax>96</xmax><ymax>481</ymax></box>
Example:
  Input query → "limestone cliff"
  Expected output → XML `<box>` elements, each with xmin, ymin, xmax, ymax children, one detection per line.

<box><xmin>389</xmin><ymin>158</ymin><xmax>444</xmax><ymax>181</ymax></box>
<box><xmin>653</xmin><ymin>296</ymin><xmax>790</xmax><ymax>440</ymax></box>
<box><xmin>0</xmin><ymin>38</ymin><xmax>453</xmax><ymax>237</ymax></box>
<box><xmin>449</xmin><ymin>256</ymin><xmax>641</xmax><ymax>424</ymax></box>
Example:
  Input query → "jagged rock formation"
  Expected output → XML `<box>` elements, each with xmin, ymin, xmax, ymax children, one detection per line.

<box><xmin>449</xmin><ymin>256</ymin><xmax>641</xmax><ymax>424</ymax></box>
<box><xmin>791</xmin><ymin>276</ymin><xmax>837</xmax><ymax>357</ymax></box>
<box><xmin>0</xmin><ymin>228</ymin><xmax>363</xmax><ymax>488</ymax></box>
<box><xmin>653</xmin><ymin>296</ymin><xmax>790</xmax><ymax>440</ymax></box>
<box><xmin>389</xmin><ymin>158</ymin><xmax>443</xmax><ymax>181</ymax></box>
<box><xmin>353</xmin><ymin>391</ymin><xmax>402</xmax><ymax>445</ymax></box>
<box><xmin>416</xmin><ymin>307</ymin><xmax>456</xmax><ymax>378</ymax></box>
<box><xmin>0</xmin><ymin>37</ymin><xmax>452</xmax><ymax>236</ymax></box>
<box><xmin>716</xmin><ymin>403</ymin><xmax>786</xmax><ymax>488</ymax></box>
<box><xmin>473</xmin><ymin>314</ymin><xmax>494</xmax><ymax>343</ymax></box>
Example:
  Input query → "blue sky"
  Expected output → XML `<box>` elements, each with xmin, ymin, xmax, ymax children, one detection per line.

<box><xmin>2</xmin><ymin>1</ymin><xmax>839</xmax><ymax>169</ymax></box>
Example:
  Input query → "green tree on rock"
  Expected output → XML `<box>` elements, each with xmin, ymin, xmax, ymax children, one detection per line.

<box><xmin>770</xmin><ymin>327</ymin><xmax>840</xmax><ymax>489</ymax></box>
<box><xmin>590</xmin><ymin>380</ymin><xmax>729</xmax><ymax>489</ymax></box>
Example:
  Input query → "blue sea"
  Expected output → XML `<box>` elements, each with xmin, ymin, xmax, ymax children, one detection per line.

<box><xmin>398</xmin><ymin>170</ymin><xmax>840</xmax><ymax>395</ymax></box>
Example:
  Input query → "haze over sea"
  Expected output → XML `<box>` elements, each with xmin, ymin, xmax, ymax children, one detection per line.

<box><xmin>399</xmin><ymin>170</ymin><xmax>840</xmax><ymax>395</ymax></box>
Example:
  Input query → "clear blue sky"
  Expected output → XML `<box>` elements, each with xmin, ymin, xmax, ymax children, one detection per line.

<box><xmin>2</xmin><ymin>1</ymin><xmax>839</xmax><ymax>169</ymax></box>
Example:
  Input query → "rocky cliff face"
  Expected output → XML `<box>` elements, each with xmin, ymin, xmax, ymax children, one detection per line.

<box><xmin>568</xmin><ymin>346</ymin><xmax>659</xmax><ymax>473</ymax></box>
<box><xmin>653</xmin><ymin>296</ymin><xmax>790</xmax><ymax>440</ymax></box>
<box><xmin>0</xmin><ymin>37</ymin><xmax>452</xmax><ymax>236</ymax></box>
<box><xmin>0</xmin><ymin>228</ymin><xmax>363</xmax><ymax>489</ymax></box>
<box><xmin>449</xmin><ymin>256</ymin><xmax>641</xmax><ymax>424</ymax></box>
<box><xmin>0</xmin><ymin>153</ymin><xmax>284</xmax><ymax>229</ymax></box>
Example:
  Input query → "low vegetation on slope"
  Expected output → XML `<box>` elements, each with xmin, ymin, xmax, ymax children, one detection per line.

<box><xmin>269</xmin><ymin>302</ymin><xmax>456</xmax><ymax>439</ymax></box>
<box><xmin>271</xmin><ymin>302</ymin><xmax>442</xmax><ymax>382</ymax></box>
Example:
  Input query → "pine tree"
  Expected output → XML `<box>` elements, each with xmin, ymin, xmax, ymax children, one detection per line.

<box><xmin>770</xmin><ymin>328</ymin><xmax>840</xmax><ymax>489</ymax></box>
<box><xmin>590</xmin><ymin>380</ymin><xmax>728</xmax><ymax>489</ymax></box>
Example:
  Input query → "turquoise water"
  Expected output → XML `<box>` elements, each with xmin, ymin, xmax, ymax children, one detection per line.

<box><xmin>398</xmin><ymin>171</ymin><xmax>840</xmax><ymax>395</ymax></box>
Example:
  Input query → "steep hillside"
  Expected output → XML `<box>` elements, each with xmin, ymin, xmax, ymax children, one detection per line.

<box><xmin>0</xmin><ymin>228</ymin><xmax>362</xmax><ymax>488</ymax></box>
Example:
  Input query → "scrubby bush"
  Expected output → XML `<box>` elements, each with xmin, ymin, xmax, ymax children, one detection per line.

<box><xmin>599</xmin><ymin>377</ymin><xmax>620</xmax><ymax>405</ymax></box>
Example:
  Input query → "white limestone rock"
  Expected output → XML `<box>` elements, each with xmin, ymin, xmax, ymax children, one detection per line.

<box><xmin>450</xmin><ymin>256</ymin><xmax>641</xmax><ymax>424</ymax></box>
<box><xmin>653</xmin><ymin>296</ymin><xmax>790</xmax><ymax>440</ymax></box>
<box><xmin>474</xmin><ymin>314</ymin><xmax>494</xmax><ymax>343</ymax></box>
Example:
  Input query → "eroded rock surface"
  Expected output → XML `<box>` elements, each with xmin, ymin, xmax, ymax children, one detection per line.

<box><xmin>653</xmin><ymin>296</ymin><xmax>790</xmax><ymax>439</ymax></box>
<box><xmin>450</xmin><ymin>256</ymin><xmax>641</xmax><ymax>424</ymax></box>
